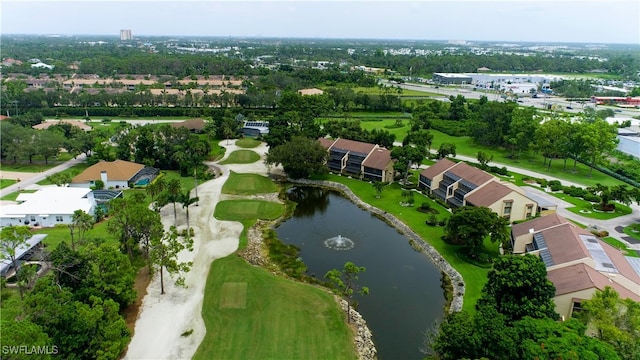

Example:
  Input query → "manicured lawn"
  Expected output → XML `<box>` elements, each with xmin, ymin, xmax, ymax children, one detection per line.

<box><xmin>319</xmin><ymin>174</ymin><xmax>492</xmax><ymax>312</ymax></box>
<box><xmin>220</xmin><ymin>150</ymin><xmax>260</xmax><ymax>165</ymax></box>
<box><xmin>34</xmin><ymin>219</ymin><xmax>119</xmax><ymax>251</ymax></box>
<box><xmin>623</xmin><ymin>224</ymin><xmax>640</xmax><ymax>242</ymax></box>
<box><xmin>193</xmin><ymin>255</ymin><xmax>356</xmax><ymax>360</ymax></box>
<box><xmin>0</xmin><ymin>162</ymin><xmax>58</xmax><ymax>172</ymax></box>
<box><xmin>214</xmin><ymin>200</ymin><xmax>284</xmax><ymax>222</ymax></box>
<box><xmin>235</xmin><ymin>138</ymin><xmax>262</xmax><ymax>149</ymax></box>
<box><xmin>602</xmin><ymin>237</ymin><xmax>639</xmax><ymax>258</ymax></box>
<box><xmin>0</xmin><ymin>179</ymin><xmax>17</xmax><ymax>189</ymax></box>
<box><xmin>1</xmin><ymin>189</ymin><xmax>37</xmax><ymax>201</ymax></box>
<box><xmin>36</xmin><ymin>163</ymin><xmax>90</xmax><ymax>185</ymax></box>
<box><xmin>548</xmin><ymin>192</ymin><xmax>633</xmax><ymax>220</ymax></box>
<box><xmin>221</xmin><ymin>171</ymin><xmax>278</xmax><ymax>195</ymax></box>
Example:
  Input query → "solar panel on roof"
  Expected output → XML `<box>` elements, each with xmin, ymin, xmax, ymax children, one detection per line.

<box><xmin>540</xmin><ymin>249</ymin><xmax>554</xmax><ymax>267</ymax></box>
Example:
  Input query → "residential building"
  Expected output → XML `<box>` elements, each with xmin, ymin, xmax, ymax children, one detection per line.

<box><xmin>70</xmin><ymin>160</ymin><xmax>157</xmax><ymax>189</ymax></box>
<box><xmin>511</xmin><ymin>214</ymin><xmax>640</xmax><ymax>319</ymax></box>
<box><xmin>0</xmin><ymin>234</ymin><xmax>47</xmax><ymax>277</ymax></box>
<box><xmin>298</xmin><ymin>88</ymin><xmax>324</xmax><ymax>96</ymax></box>
<box><xmin>0</xmin><ymin>188</ymin><xmax>96</xmax><ymax>227</ymax></box>
<box><xmin>418</xmin><ymin>158</ymin><xmax>537</xmax><ymax>221</ymax></box>
<box><xmin>240</xmin><ymin>121</ymin><xmax>269</xmax><ymax>137</ymax></box>
<box><xmin>32</xmin><ymin>119</ymin><xmax>92</xmax><ymax>132</ymax></box>
<box><xmin>319</xmin><ymin>138</ymin><xmax>395</xmax><ymax>183</ymax></box>
<box><xmin>169</xmin><ymin>118</ymin><xmax>207</xmax><ymax>133</ymax></box>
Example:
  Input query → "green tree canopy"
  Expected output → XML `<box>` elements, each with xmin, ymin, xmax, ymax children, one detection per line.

<box><xmin>266</xmin><ymin>136</ymin><xmax>327</xmax><ymax>179</ymax></box>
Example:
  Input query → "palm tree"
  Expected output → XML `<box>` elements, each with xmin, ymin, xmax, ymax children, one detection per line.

<box><xmin>372</xmin><ymin>181</ymin><xmax>386</xmax><ymax>199</ymax></box>
<box><xmin>166</xmin><ymin>179</ymin><xmax>182</xmax><ymax>226</ymax></box>
<box><xmin>146</xmin><ymin>177</ymin><xmax>166</xmax><ymax>204</ymax></box>
<box><xmin>178</xmin><ymin>191</ymin><xmax>199</xmax><ymax>238</ymax></box>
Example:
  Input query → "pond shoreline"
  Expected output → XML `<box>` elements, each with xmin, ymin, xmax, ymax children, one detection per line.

<box><xmin>288</xmin><ymin>178</ymin><xmax>465</xmax><ymax>313</ymax></box>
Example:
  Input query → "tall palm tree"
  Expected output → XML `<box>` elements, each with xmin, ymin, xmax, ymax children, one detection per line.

<box><xmin>166</xmin><ymin>179</ymin><xmax>182</xmax><ymax>226</ymax></box>
<box><xmin>146</xmin><ymin>177</ymin><xmax>166</xmax><ymax>211</ymax></box>
<box><xmin>178</xmin><ymin>191</ymin><xmax>199</xmax><ymax>238</ymax></box>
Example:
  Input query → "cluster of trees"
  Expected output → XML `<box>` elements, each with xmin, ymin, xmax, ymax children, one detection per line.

<box><xmin>1</xmin><ymin>119</ymin><xmax>94</xmax><ymax>164</ymax></box>
<box><xmin>0</xmin><ymin>233</ymin><xmax>136</xmax><ymax>360</ymax></box>
<box><xmin>427</xmin><ymin>255</ymin><xmax>636</xmax><ymax>360</ymax></box>
<box><xmin>106</xmin><ymin>124</ymin><xmax>211</xmax><ymax>176</ymax></box>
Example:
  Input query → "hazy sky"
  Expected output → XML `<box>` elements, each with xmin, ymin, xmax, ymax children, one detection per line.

<box><xmin>2</xmin><ymin>0</ymin><xmax>639</xmax><ymax>44</ymax></box>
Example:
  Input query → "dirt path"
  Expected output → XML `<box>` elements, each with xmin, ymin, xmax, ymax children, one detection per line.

<box><xmin>124</xmin><ymin>140</ymin><xmax>277</xmax><ymax>360</ymax></box>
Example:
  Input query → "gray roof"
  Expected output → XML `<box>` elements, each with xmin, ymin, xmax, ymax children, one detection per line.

<box><xmin>0</xmin><ymin>234</ymin><xmax>47</xmax><ymax>275</ymax></box>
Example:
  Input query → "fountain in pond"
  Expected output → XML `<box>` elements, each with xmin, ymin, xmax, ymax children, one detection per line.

<box><xmin>324</xmin><ymin>235</ymin><xmax>355</xmax><ymax>250</ymax></box>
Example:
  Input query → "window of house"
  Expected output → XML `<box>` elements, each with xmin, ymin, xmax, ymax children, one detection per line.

<box><xmin>56</xmin><ymin>216</ymin><xmax>63</xmax><ymax>222</ymax></box>
<box><xmin>30</xmin><ymin>216</ymin><xmax>36</xmax><ymax>222</ymax></box>
<box><xmin>447</xmin><ymin>187</ymin><xmax>454</xmax><ymax>197</ymax></box>
<box><xmin>525</xmin><ymin>204</ymin><xmax>533</xmax><ymax>218</ymax></box>
<box><xmin>503</xmin><ymin>201</ymin><xmax>513</xmax><ymax>216</ymax></box>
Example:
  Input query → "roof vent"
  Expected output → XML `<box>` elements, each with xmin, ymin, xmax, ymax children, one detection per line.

<box><xmin>528</xmin><ymin>228</ymin><xmax>535</xmax><ymax>234</ymax></box>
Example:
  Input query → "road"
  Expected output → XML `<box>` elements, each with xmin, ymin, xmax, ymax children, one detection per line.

<box><xmin>380</xmin><ymin>79</ymin><xmax>640</xmax><ymax>118</ymax></box>
<box><xmin>0</xmin><ymin>153</ymin><xmax>87</xmax><ymax>198</ymax></box>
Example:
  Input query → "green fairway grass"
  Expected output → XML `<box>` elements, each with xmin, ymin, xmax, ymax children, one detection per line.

<box><xmin>235</xmin><ymin>138</ymin><xmax>262</xmax><ymax>148</ymax></box>
<box><xmin>314</xmin><ymin>174</ymin><xmax>493</xmax><ymax>312</ymax></box>
<box><xmin>220</xmin><ymin>150</ymin><xmax>260</xmax><ymax>165</ymax></box>
<box><xmin>623</xmin><ymin>225</ymin><xmax>640</xmax><ymax>242</ymax></box>
<box><xmin>214</xmin><ymin>200</ymin><xmax>284</xmax><ymax>222</ymax></box>
<box><xmin>192</xmin><ymin>255</ymin><xmax>357</xmax><ymax>360</ymax></box>
<box><xmin>221</xmin><ymin>171</ymin><xmax>278</xmax><ymax>195</ymax></box>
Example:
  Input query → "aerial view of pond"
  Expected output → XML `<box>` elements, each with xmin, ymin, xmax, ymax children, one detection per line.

<box><xmin>275</xmin><ymin>186</ymin><xmax>446</xmax><ymax>360</ymax></box>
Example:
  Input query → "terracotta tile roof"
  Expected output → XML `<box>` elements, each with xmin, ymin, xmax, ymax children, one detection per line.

<box><xmin>170</xmin><ymin>118</ymin><xmax>206</xmax><ymax>131</ymax></box>
<box><xmin>298</xmin><ymin>88</ymin><xmax>324</xmax><ymax>96</ymax></box>
<box><xmin>543</xmin><ymin>224</ymin><xmax>591</xmax><ymax>264</ymax></box>
<box><xmin>32</xmin><ymin>120</ymin><xmax>91</xmax><ymax>131</ymax></box>
<box><xmin>331</xmin><ymin>138</ymin><xmax>376</xmax><ymax>155</ymax></box>
<box><xmin>318</xmin><ymin>138</ymin><xmax>337</xmax><ymax>149</ymax></box>
<box><xmin>419</xmin><ymin>158</ymin><xmax>456</xmax><ymax>180</ymax></box>
<box><xmin>465</xmin><ymin>180</ymin><xmax>514</xmax><ymax>207</ymax></box>
<box><xmin>448</xmin><ymin>162</ymin><xmax>494</xmax><ymax>187</ymax></box>
<box><xmin>72</xmin><ymin>160</ymin><xmax>144</xmax><ymax>183</ymax></box>
<box><xmin>512</xmin><ymin>213</ymin><xmax>568</xmax><ymax>237</ymax></box>
<box><xmin>363</xmin><ymin>147</ymin><xmax>392</xmax><ymax>170</ymax></box>
<box><xmin>548</xmin><ymin>263</ymin><xmax>640</xmax><ymax>302</ymax></box>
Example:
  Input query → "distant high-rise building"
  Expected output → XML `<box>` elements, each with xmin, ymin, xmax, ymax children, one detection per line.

<box><xmin>120</xmin><ymin>29</ymin><xmax>133</xmax><ymax>41</ymax></box>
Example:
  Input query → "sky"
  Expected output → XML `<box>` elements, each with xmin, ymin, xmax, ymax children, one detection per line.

<box><xmin>2</xmin><ymin>0</ymin><xmax>639</xmax><ymax>44</ymax></box>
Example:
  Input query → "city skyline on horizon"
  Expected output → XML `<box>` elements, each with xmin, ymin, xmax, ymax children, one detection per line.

<box><xmin>2</xmin><ymin>1</ymin><xmax>639</xmax><ymax>45</ymax></box>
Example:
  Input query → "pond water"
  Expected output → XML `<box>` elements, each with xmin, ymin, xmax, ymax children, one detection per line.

<box><xmin>276</xmin><ymin>187</ymin><xmax>445</xmax><ymax>360</ymax></box>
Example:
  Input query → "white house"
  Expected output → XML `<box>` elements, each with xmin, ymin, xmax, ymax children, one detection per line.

<box><xmin>0</xmin><ymin>187</ymin><xmax>96</xmax><ymax>228</ymax></box>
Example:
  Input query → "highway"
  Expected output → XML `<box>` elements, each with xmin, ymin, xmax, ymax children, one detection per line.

<box><xmin>380</xmin><ymin>79</ymin><xmax>640</xmax><ymax>118</ymax></box>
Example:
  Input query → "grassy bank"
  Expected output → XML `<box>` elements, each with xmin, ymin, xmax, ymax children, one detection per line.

<box><xmin>221</xmin><ymin>172</ymin><xmax>278</xmax><ymax>195</ymax></box>
<box><xmin>193</xmin><ymin>255</ymin><xmax>356</xmax><ymax>360</ymax></box>
<box><xmin>220</xmin><ymin>150</ymin><xmax>260</xmax><ymax>165</ymax></box>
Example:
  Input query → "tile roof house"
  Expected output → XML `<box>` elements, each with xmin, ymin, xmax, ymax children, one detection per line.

<box><xmin>512</xmin><ymin>213</ymin><xmax>640</xmax><ymax>319</ymax></box>
<box><xmin>70</xmin><ymin>160</ymin><xmax>156</xmax><ymax>189</ymax></box>
<box><xmin>169</xmin><ymin>118</ymin><xmax>207</xmax><ymax>132</ymax></box>
<box><xmin>0</xmin><ymin>187</ymin><xmax>96</xmax><ymax>228</ymax></box>
<box><xmin>319</xmin><ymin>138</ymin><xmax>394</xmax><ymax>183</ymax></box>
<box><xmin>32</xmin><ymin>120</ymin><xmax>92</xmax><ymax>132</ymax></box>
<box><xmin>419</xmin><ymin>159</ymin><xmax>537</xmax><ymax>221</ymax></box>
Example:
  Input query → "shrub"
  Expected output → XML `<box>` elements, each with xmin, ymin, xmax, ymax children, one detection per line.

<box><xmin>583</xmin><ymin>193</ymin><xmax>601</xmax><ymax>203</ymax></box>
<box><xmin>563</xmin><ymin>186</ymin><xmax>586</xmax><ymax>198</ymax></box>
<box><xmin>536</xmin><ymin>178</ymin><xmax>548</xmax><ymax>187</ymax></box>
<box><xmin>426</xmin><ymin>214</ymin><xmax>438</xmax><ymax>226</ymax></box>
<box><xmin>420</xmin><ymin>202</ymin><xmax>431</xmax><ymax>211</ymax></box>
